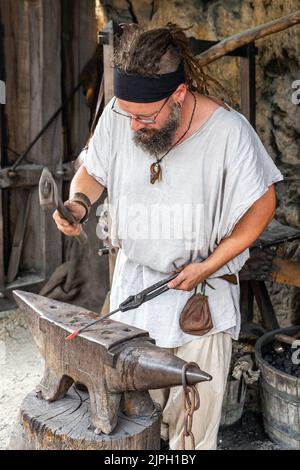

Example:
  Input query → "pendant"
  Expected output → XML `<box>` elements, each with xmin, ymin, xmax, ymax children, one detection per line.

<box><xmin>150</xmin><ymin>162</ymin><xmax>161</xmax><ymax>184</ymax></box>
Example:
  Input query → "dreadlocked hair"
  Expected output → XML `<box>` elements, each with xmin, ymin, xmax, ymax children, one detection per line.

<box><xmin>112</xmin><ymin>23</ymin><xmax>235</xmax><ymax>106</ymax></box>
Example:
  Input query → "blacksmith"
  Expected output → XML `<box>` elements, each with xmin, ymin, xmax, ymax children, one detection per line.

<box><xmin>53</xmin><ymin>24</ymin><xmax>283</xmax><ymax>450</ymax></box>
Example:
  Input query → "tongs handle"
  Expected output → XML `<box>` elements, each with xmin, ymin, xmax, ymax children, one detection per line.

<box><xmin>66</xmin><ymin>273</ymin><xmax>179</xmax><ymax>341</ymax></box>
<box><xmin>119</xmin><ymin>272</ymin><xmax>178</xmax><ymax>312</ymax></box>
<box><xmin>140</xmin><ymin>284</ymin><xmax>169</xmax><ymax>303</ymax></box>
<box><xmin>137</xmin><ymin>272</ymin><xmax>178</xmax><ymax>297</ymax></box>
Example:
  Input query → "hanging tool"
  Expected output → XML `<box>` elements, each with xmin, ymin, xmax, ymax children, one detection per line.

<box><xmin>66</xmin><ymin>272</ymin><xmax>178</xmax><ymax>341</ymax></box>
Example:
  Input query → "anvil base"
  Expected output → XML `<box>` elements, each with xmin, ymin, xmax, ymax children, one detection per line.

<box><xmin>9</xmin><ymin>389</ymin><xmax>161</xmax><ymax>450</ymax></box>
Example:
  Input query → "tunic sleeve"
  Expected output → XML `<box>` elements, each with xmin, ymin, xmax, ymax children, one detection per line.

<box><xmin>217</xmin><ymin>115</ymin><xmax>284</xmax><ymax>243</ymax></box>
<box><xmin>82</xmin><ymin>102</ymin><xmax>112</xmax><ymax>188</ymax></box>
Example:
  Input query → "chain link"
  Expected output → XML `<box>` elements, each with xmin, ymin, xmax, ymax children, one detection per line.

<box><xmin>181</xmin><ymin>362</ymin><xmax>200</xmax><ymax>450</ymax></box>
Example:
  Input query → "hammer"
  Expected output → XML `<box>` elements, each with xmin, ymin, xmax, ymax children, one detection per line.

<box><xmin>39</xmin><ymin>167</ymin><xmax>87</xmax><ymax>245</ymax></box>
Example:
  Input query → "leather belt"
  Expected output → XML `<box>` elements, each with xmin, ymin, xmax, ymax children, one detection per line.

<box><xmin>216</xmin><ymin>273</ymin><xmax>238</xmax><ymax>285</ymax></box>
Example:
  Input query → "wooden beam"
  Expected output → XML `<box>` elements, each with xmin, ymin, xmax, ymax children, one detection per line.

<box><xmin>0</xmin><ymin>163</ymin><xmax>75</xmax><ymax>189</ymax></box>
<box><xmin>271</xmin><ymin>258</ymin><xmax>300</xmax><ymax>288</ymax></box>
<box><xmin>198</xmin><ymin>10</ymin><xmax>300</xmax><ymax>66</ymax></box>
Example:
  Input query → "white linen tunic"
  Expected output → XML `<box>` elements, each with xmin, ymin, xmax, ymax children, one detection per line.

<box><xmin>83</xmin><ymin>98</ymin><xmax>283</xmax><ymax>348</ymax></box>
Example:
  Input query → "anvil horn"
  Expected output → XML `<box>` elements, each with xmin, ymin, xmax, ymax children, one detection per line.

<box><xmin>13</xmin><ymin>289</ymin><xmax>212</xmax><ymax>435</ymax></box>
<box><xmin>109</xmin><ymin>343</ymin><xmax>212</xmax><ymax>392</ymax></box>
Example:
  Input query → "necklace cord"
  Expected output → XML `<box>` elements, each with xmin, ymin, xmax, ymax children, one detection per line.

<box><xmin>156</xmin><ymin>90</ymin><xmax>197</xmax><ymax>164</ymax></box>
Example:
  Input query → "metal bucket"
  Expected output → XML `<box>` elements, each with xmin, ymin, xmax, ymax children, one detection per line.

<box><xmin>255</xmin><ymin>326</ymin><xmax>300</xmax><ymax>449</ymax></box>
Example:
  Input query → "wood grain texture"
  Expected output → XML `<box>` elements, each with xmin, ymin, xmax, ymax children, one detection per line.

<box><xmin>271</xmin><ymin>258</ymin><xmax>300</xmax><ymax>288</ymax></box>
<box><xmin>0</xmin><ymin>0</ymin><xmax>63</xmax><ymax>287</ymax></box>
<box><xmin>9</xmin><ymin>389</ymin><xmax>161</xmax><ymax>450</ymax></box>
<box><xmin>6</xmin><ymin>190</ymin><xmax>31</xmax><ymax>282</ymax></box>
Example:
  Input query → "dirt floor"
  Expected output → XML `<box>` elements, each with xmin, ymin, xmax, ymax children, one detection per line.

<box><xmin>0</xmin><ymin>309</ymin><xmax>281</xmax><ymax>450</ymax></box>
<box><xmin>0</xmin><ymin>309</ymin><xmax>43</xmax><ymax>450</ymax></box>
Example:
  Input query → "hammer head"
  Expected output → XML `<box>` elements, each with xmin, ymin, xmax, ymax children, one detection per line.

<box><xmin>39</xmin><ymin>167</ymin><xmax>58</xmax><ymax>209</ymax></box>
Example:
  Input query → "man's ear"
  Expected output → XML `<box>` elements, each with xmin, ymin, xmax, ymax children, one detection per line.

<box><xmin>172</xmin><ymin>84</ymin><xmax>187</xmax><ymax>106</ymax></box>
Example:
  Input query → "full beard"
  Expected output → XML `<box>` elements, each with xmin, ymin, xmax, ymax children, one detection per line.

<box><xmin>132</xmin><ymin>103</ymin><xmax>181</xmax><ymax>158</ymax></box>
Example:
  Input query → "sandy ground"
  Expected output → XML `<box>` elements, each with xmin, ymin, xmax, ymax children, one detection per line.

<box><xmin>0</xmin><ymin>309</ymin><xmax>43</xmax><ymax>450</ymax></box>
<box><xmin>0</xmin><ymin>309</ymin><xmax>281</xmax><ymax>450</ymax></box>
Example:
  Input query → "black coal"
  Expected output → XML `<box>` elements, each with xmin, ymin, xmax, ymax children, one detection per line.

<box><xmin>263</xmin><ymin>343</ymin><xmax>300</xmax><ymax>378</ymax></box>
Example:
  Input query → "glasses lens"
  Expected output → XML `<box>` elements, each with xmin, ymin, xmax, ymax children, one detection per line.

<box><xmin>112</xmin><ymin>99</ymin><xmax>157</xmax><ymax>124</ymax></box>
<box><xmin>136</xmin><ymin>118</ymin><xmax>155</xmax><ymax>124</ymax></box>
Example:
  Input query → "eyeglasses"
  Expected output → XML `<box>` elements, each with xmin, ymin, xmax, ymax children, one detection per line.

<box><xmin>111</xmin><ymin>96</ymin><xmax>170</xmax><ymax>125</ymax></box>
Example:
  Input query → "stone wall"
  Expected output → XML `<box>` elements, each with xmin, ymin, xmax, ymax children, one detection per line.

<box><xmin>98</xmin><ymin>0</ymin><xmax>300</xmax><ymax>326</ymax></box>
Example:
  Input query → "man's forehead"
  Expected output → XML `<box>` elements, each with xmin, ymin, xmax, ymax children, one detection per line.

<box><xmin>117</xmin><ymin>98</ymin><xmax>166</xmax><ymax>115</ymax></box>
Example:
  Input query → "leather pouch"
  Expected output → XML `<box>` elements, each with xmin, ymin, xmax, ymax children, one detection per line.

<box><xmin>179</xmin><ymin>281</ymin><xmax>213</xmax><ymax>336</ymax></box>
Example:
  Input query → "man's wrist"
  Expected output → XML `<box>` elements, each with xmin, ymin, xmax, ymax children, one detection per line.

<box><xmin>198</xmin><ymin>257</ymin><xmax>218</xmax><ymax>279</ymax></box>
<box><xmin>68</xmin><ymin>192</ymin><xmax>92</xmax><ymax>223</ymax></box>
<box><xmin>199</xmin><ymin>237</ymin><xmax>239</xmax><ymax>277</ymax></box>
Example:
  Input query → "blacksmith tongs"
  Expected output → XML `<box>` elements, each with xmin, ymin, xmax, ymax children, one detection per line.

<box><xmin>66</xmin><ymin>272</ymin><xmax>178</xmax><ymax>341</ymax></box>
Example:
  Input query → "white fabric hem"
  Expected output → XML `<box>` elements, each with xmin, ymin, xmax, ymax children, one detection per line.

<box><xmin>224</xmin><ymin>176</ymin><xmax>283</xmax><ymax>241</ymax></box>
<box><xmin>83</xmin><ymin>162</ymin><xmax>107</xmax><ymax>188</ymax></box>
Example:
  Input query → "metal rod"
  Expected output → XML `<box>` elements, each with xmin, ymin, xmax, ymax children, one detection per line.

<box><xmin>65</xmin><ymin>307</ymin><xmax>120</xmax><ymax>341</ymax></box>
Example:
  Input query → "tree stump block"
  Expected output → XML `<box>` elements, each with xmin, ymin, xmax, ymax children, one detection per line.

<box><xmin>8</xmin><ymin>388</ymin><xmax>161</xmax><ymax>450</ymax></box>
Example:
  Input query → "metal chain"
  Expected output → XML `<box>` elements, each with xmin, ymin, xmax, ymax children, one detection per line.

<box><xmin>181</xmin><ymin>362</ymin><xmax>200</xmax><ymax>450</ymax></box>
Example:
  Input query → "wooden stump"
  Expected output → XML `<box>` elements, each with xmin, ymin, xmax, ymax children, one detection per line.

<box><xmin>9</xmin><ymin>388</ymin><xmax>161</xmax><ymax>450</ymax></box>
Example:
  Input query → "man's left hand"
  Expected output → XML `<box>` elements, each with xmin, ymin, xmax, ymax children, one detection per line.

<box><xmin>168</xmin><ymin>263</ymin><xmax>209</xmax><ymax>291</ymax></box>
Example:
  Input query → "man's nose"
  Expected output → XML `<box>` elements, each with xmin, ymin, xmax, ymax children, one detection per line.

<box><xmin>130</xmin><ymin>119</ymin><xmax>145</xmax><ymax>132</ymax></box>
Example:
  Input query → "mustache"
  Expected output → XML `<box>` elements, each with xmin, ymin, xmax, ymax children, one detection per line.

<box><xmin>136</xmin><ymin>128</ymin><xmax>157</xmax><ymax>136</ymax></box>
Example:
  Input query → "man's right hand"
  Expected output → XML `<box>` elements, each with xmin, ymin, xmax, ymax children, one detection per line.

<box><xmin>53</xmin><ymin>201</ymin><xmax>86</xmax><ymax>237</ymax></box>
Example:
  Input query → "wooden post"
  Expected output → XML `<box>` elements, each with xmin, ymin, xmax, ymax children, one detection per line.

<box><xmin>27</xmin><ymin>0</ymin><xmax>63</xmax><ymax>280</ymax></box>
<box><xmin>61</xmin><ymin>0</ymin><xmax>98</xmax><ymax>157</ymax></box>
<box><xmin>0</xmin><ymin>0</ymin><xmax>63</xmax><ymax>303</ymax></box>
<box><xmin>0</xmin><ymin>187</ymin><xmax>4</xmax><ymax>291</ymax></box>
<box><xmin>99</xmin><ymin>21</ymin><xmax>117</xmax><ymax>313</ymax></box>
<box><xmin>0</xmin><ymin>18</ymin><xmax>5</xmax><ymax>291</ymax></box>
<box><xmin>102</xmin><ymin>21</ymin><xmax>115</xmax><ymax>106</ymax></box>
<box><xmin>240</xmin><ymin>43</ymin><xmax>256</xmax><ymax>127</ymax></box>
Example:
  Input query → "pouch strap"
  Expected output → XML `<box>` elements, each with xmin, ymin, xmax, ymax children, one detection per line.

<box><xmin>196</xmin><ymin>273</ymin><xmax>237</xmax><ymax>296</ymax></box>
<box><xmin>199</xmin><ymin>279</ymin><xmax>216</xmax><ymax>296</ymax></box>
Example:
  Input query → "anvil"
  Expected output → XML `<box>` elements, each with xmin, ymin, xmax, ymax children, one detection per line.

<box><xmin>13</xmin><ymin>290</ymin><xmax>212</xmax><ymax>435</ymax></box>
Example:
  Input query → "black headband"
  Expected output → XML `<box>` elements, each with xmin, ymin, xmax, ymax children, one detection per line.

<box><xmin>114</xmin><ymin>61</ymin><xmax>186</xmax><ymax>103</ymax></box>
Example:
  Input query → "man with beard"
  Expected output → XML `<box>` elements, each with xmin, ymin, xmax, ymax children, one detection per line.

<box><xmin>53</xmin><ymin>24</ymin><xmax>283</xmax><ymax>450</ymax></box>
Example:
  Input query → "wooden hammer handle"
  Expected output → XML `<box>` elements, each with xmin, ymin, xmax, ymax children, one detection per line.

<box><xmin>57</xmin><ymin>200</ymin><xmax>87</xmax><ymax>245</ymax></box>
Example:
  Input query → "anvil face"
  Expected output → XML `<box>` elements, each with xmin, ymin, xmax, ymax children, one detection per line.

<box><xmin>13</xmin><ymin>290</ymin><xmax>151</xmax><ymax>351</ymax></box>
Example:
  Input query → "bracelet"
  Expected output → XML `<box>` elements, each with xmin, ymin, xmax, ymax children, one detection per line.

<box><xmin>68</xmin><ymin>192</ymin><xmax>91</xmax><ymax>224</ymax></box>
<box><xmin>72</xmin><ymin>192</ymin><xmax>92</xmax><ymax>209</ymax></box>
